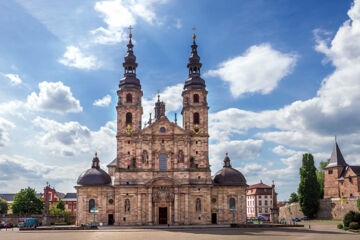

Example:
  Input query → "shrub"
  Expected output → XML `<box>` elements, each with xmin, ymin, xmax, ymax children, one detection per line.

<box><xmin>337</xmin><ymin>223</ymin><xmax>343</xmax><ymax>229</ymax></box>
<box><xmin>354</xmin><ymin>212</ymin><xmax>360</xmax><ymax>223</ymax></box>
<box><xmin>349</xmin><ymin>222</ymin><xmax>360</xmax><ymax>230</ymax></box>
<box><xmin>343</xmin><ymin>226</ymin><xmax>349</xmax><ymax>230</ymax></box>
<box><xmin>54</xmin><ymin>222</ymin><xmax>67</xmax><ymax>225</ymax></box>
<box><xmin>357</xmin><ymin>198</ymin><xmax>360</xmax><ymax>211</ymax></box>
<box><xmin>343</xmin><ymin>211</ymin><xmax>356</xmax><ymax>227</ymax></box>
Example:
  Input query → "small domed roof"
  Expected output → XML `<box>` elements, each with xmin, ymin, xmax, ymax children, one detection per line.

<box><xmin>212</xmin><ymin>153</ymin><xmax>247</xmax><ymax>186</ymax></box>
<box><xmin>77</xmin><ymin>153</ymin><xmax>111</xmax><ymax>186</ymax></box>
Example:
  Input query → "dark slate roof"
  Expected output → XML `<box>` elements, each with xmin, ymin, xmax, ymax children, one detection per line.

<box><xmin>0</xmin><ymin>193</ymin><xmax>15</xmax><ymax>202</ymax></box>
<box><xmin>107</xmin><ymin>158</ymin><xmax>117</xmax><ymax>167</ymax></box>
<box><xmin>77</xmin><ymin>154</ymin><xmax>112</xmax><ymax>186</ymax></box>
<box><xmin>349</xmin><ymin>166</ymin><xmax>360</xmax><ymax>176</ymax></box>
<box><xmin>326</xmin><ymin>142</ymin><xmax>348</xmax><ymax>168</ymax></box>
<box><xmin>63</xmin><ymin>193</ymin><xmax>76</xmax><ymax>199</ymax></box>
<box><xmin>212</xmin><ymin>153</ymin><xmax>247</xmax><ymax>186</ymax></box>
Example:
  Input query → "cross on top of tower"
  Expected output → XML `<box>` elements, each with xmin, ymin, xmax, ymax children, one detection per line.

<box><xmin>192</xmin><ymin>26</ymin><xmax>196</xmax><ymax>40</ymax></box>
<box><xmin>128</xmin><ymin>25</ymin><xmax>133</xmax><ymax>39</ymax></box>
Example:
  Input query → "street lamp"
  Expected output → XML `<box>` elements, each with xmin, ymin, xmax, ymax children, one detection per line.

<box><xmin>230</xmin><ymin>206</ymin><xmax>236</xmax><ymax>227</ymax></box>
<box><xmin>90</xmin><ymin>207</ymin><xmax>98</xmax><ymax>227</ymax></box>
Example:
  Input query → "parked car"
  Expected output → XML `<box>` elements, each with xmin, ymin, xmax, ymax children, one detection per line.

<box><xmin>0</xmin><ymin>222</ymin><xmax>4</xmax><ymax>228</ymax></box>
<box><xmin>257</xmin><ymin>216</ymin><xmax>266</xmax><ymax>221</ymax></box>
<box><xmin>18</xmin><ymin>218</ymin><xmax>38</xmax><ymax>228</ymax></box>
<box><xmin>300</xmin><ymin>216</ymin><xmax>309</xmax><ymax>221</ymax></box>
<box><xmin>292</xmin><ymin>217</ymin><xmax>301</xmax><ymax>222</ymax></box>
<box><xmin>3</xmin><ymin>222</ymin><xmax>13</xmax><ymax>228</ymax></box>
<box><xmin>264</xmin><ymin>217</ymin><xmax>270</xmax><ymax>222</ymax></box>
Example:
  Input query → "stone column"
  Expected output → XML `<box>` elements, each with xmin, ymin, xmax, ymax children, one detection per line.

<box><xmin>174</xmin><ymin>190</ymin><xmax>180</xmax><ymax>225</ymax></box>
<box><xmin>148</xmin><ymin>189</ymin><xmax>153</xmax><ymax>225</ymax></box>
<box><xmin>270</xmin><ymin>181</ymin><xmax>279</xmax><ymax>223</ymax></box>
<box><xmin>137</xmin><ymin>193</ymin><xmax>142</xmax><ymax>225</ymax></box>
<box><xmin>185</xmin><ymin>189</ymin><xmax>189</xmax><ymax>224</ymax></box>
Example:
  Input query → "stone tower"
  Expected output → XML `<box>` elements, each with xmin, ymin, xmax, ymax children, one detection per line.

<box><xmin>181</xmin><ymin>33</ymin><xmax>210</xmax><ymax>169</ymax></box>
<box><xmin>116</xmin><ymin>33</ymin><xmax>143</xmax><ymax>169</ymax></box>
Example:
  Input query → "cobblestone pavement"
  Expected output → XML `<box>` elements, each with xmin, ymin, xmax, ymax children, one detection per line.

<box><xmin>0</xmin><ymin>221</ymin><xmax>358</xmax><ymax>240</ymax></box>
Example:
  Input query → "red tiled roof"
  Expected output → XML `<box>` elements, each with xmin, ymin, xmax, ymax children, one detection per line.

<box><xmin>247</xmin><ymin>182</ymin><xmax>272</xmax><ymax>189</ymax></box>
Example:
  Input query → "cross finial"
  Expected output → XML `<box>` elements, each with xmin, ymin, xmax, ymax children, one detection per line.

<box><xmin>192</xmin><ymin>26</ymin><xmax>196</xmax><ymax>40</ymax></box>
<box><xmin>128</xmin><ymin>25</ymin><xmax>133</xmax><ymax>39</ymax></box>
<box><xmin>95</xmin><ymin>152</ymin><xmax>97</xmax><ymax>157</ymax></box>
<box><xmin>157</xmin><ymin>89</ymin><xmax>160</xmax><ymax>101</ymax></box>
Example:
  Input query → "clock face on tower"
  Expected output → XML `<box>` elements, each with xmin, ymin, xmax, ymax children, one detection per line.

<box><xmin>125</xmin><ymin>124</ymin><xmax>133</xmax><ymax>135</ymax></box>
<box><xmin>193</xmin><ymin>124</ymin><xmax>200</xmax><ymax>134</ymax></box>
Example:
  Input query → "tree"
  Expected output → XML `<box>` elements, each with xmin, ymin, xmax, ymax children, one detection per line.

<box><xmin>316</xmin><ymin>159</ymin><xmax>330</xmax><ymax>199</ymax></box>
<box><xmin>298</xmin><ymin>153</ymin><xmax>321</xmax><ymax>218</ymax></box>
<box><xmin>56</xmin><ymin>200</ymin><xmax>65</xmax><ymax>211</ymax></box>
<box><xmin>0</xmin><ymin>197</ymin><xmax>8</xmax><ymax>214</ymax></box>
<box><xmin>288</xmin><ymin>192</ymin><xmax>298</xmax><ymax>203</ymax></box>
<box><xmin>11</xmin><ymin>187</ymin><xmax>43</xmax><ymax>215</ymax></box>
<box><xmin>357</xmin><ymin>198</ymin><xmax>360</xmax><ymax>211</ymax></box>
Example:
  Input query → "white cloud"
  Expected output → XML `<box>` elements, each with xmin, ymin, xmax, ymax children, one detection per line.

<box><xmin>33</xmin><ymin>117</ymin><xmax>116</xmax><ymax>157</ymax></box>
<box><xmin>0</xmin><ymin>117</ymin><xmax>15</xmax><ymax>147</ymax></box>
<box><xmin>92</xmin><ymin>0</ymin><xmax>166</xmax><ymax>44</ymax></box>
<box><xmin>4</xmin><ymin>73</ymin><xmax>22</xmax><ymax>85</ymax></box>
<box><xmin>206</xmin><ymin>43</ymin><xmax>297</xmax><ymax>98</ymax></box>
<box><xmin>142</xmin><ymin>83</ymin><xmax>183</xmax><ymax>124</ymax></box>
<box><xmin>27</xmin><ymin>81</ymin><xmax>82</xmax><ymax>114</ymax></box>
<box><xmin>174</xmin><ymin>19</ymin><xmax>182</xmax><ymax>29</ymax></box>
<box><xmin>209</xmin><ymin>139</ymin><xmax>263</xmax><ymax>171</ymax></box>
<box><xmin>93</xmin><ymin>94</ymin><xmax>112</xmax><ymax>107</ymax></box>
<box><xmin>59</xmin><ymin>46</ymin><xmax>101</xmax><ymax>70</ymax></box>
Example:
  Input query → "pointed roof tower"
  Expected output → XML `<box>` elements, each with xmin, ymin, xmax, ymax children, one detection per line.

<box><xmin>184</xmin><ymin>31</ymin><xmax>206</xmax><ymax>90</ymax></box>
<box><xmin>154</xmin><ymin>92</ymin><xmax>165</xmax><ymax>120</ymax></box>
<box><xmin>326</xmin><ymin>139</ymin><xmax>348</xmax><ymax>168</ymax></box>
<box><xmin>119</xmin><ymin>26</ymin><xmax>141</xmax><ymax>90</ymax></box>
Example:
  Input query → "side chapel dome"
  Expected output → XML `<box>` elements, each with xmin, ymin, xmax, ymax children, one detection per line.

<box><xmin>77</xmin><ymin>153</ymin><xmax>111</xmax><ymax>186</ymax></box>
<box><xmin>212</xmin><ymin>153</ymin><xmax>247</xmax><ymax>186</ymax></box>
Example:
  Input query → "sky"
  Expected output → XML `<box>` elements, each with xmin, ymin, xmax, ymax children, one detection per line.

<box><xmin>0</xmin><ymin>0</ymin><xmax>359</xmax><ymax>201</ymax></box>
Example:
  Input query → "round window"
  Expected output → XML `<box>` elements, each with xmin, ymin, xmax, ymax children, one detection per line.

<box><xmin>211</xmin><ymin>198</ymin><xmax>217</xmax><ymax>203</ymax></box>
<box><xmin>108</xmin><ymin>199</ymin><xmax>114</xmax><ymax>204</ymax></box>
<box><xmin>160</xmin><ymin>127</ymin><xmax>166</xmax><ymax>133</ymax></box>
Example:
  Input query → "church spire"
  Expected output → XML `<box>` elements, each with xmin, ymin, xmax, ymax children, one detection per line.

<box><xmin>184</xmin><ymin>29</ymin><xmax>206</xmax><ymax>90</ymax></box>
<box><xmin>154</xmin><ymin>92</ymin><xmax>165</xmax><ymax>120</ymax></box>
<box><xmin>119</xmin><ymin>26</ymin><xmax>141</xmax><ymax>90</ymax></box>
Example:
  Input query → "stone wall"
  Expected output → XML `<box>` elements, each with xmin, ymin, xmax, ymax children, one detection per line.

<box><xmin>0</xmin><ymin>214</ymin><xmax>76</xmax><ymax>225</ymax></box>
<box><xmin>279</xmin><ymin>197</ymin><xmax>360</xmax><ymax>220</ymax></box>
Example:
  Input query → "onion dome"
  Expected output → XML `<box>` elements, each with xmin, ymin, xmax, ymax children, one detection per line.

<box><xmin>184</xmin><ymin>33</ymin><xmax>206</xmax><ymax>90</ymax></box>
<box><xmin>212</xmin><ymin>153</ymin><xmax>247</xmax><ymax>186</ymax></box>
<box><xmin>77</xmin><ymin>153</ymin><xmax>111</xmax><ymax>186</ymax></box>
<box><xmin>119</xmin><ymin>29</ymin><xmax>141</xmax><ymax>90</ymax></box>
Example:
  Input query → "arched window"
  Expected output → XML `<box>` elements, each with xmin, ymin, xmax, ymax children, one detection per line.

<box><xmin>229</xmin><ymin>197</ymin><xmax>236</xmax><ymax>210</ymax></box>
<box><xmin>196</xmin><ymin>198</ymin><xmax>201</xmax><ymax>212</ymax></box>
<box><xmin>125</xmin><ymin>199</ymin><xmax>130</xmax><ymax>212</ymax></box>
<box><xmin>190</xmin><ymin>157</ymin><xmax>195</xmax><ymax>168</ymax></box>
<box><xmin>126</xmin><ymin>112</ymin><xmax>132</xmax><ymax>125</ymax></box>
<box><xmin>131</xmin><ymin>157</ymin><xmax>136</xmax><ymax>168</ymax></box>
<box><xmin>193</xmin><ymin>112</ymin><xmax>200</xmax><ymax>125</ymax></box>
<box><xmin>89</xmin><ymin>199</ymin><xmax>95</xmax><ymax>213</ymax></box>
<box><xmin>178</xmin><ymin>150</ymin><xmax>184</xmax><ymax>163</ymax></box>
<box><xmin>126</xmin><ymin>93</ymin><xmax>132</xmax><ymax>103</ymax></box>
<box><xmin>193</xmin><ymin>94</ymin><xmax>199</xmax><ymax>103</ymax></box>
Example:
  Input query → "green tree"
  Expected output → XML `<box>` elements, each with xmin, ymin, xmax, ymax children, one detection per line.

<box><xmin>288</xmin><ymin>192</ymin><xmax>298</xmax><ymax>203</ymax></box>
<box><xmin>56</xmin><ymin>200</ymin><xmax>65</xmax><ymax>211</ymax></box>
<box><xmin>298</xmin><ymin>153</ymin><xmax>321</xmax><ymax>218</ymax></box>
<box><xmin>316</xmin><ymin>159</ymin><xmax>330</xmax><ymax>199</ymax></box>
<box><xmin>0</xmin><ymin>197</ymin><xmax>8</xmax><ymax>214</ymax></box>
<box><xmin>11</xmin><ymin>187</ymin><xmax>44</xmax><ymax>215</ymax></box>
<box><xmin>357</xmin><ymin>198</ymin><xmax>360</xmax><ymax>211</ymax></box>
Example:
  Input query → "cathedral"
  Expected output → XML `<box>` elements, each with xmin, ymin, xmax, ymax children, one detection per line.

<box><xmin>75</xmin><ymin>32</ymin><xmax>248</xmax><ymax>226</ymax></box>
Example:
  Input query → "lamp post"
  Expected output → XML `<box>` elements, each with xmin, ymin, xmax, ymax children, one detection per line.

<box><xmin>230</xmin><ymin>207</ymin><xmax>236</xmax><ymax>227</ymax></box>
<box><xmin>90</xmin><ymin>208</ymin><xmax>98</xmax><ymax>227</ymax></box>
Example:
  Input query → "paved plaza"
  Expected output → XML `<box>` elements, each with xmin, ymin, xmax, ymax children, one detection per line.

<box><xmin>1</xmin><ymin>221</ymin><xmax>359</xmax><ymax>240</ymax></box>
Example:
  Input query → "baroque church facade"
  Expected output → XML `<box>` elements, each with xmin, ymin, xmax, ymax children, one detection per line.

<box><xmin>75</xmin><ymin>33</ymin><xmax>248</xmax><ymax>226</ymax></box>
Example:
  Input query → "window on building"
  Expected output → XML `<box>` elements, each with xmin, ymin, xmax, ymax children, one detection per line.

<box><xmin>159</xmin><ymin>154</ymin><xmax>167</xmax><ymax>171</ymax></box>
<box><xmin>259</xmin><ymin>200</ymin><xmax>262</xmax><ymax>206</ymax></box>
<box><xmin>89</xmin><ymin>199</ymin><xmax>95</xmax><ymax>213</ymax></box>
<box><xmin>193</xmin><ymin>112</ymin><xmax>200</xmax><ymax>125</ymax></box>
<box><xmin>265</xmin><ymin>208</ymin><xmax>268</xmax><ymax>213</ymax></box>
<box><xmin>229</xmin><ymin>198</ymin><xmax>236</xmax><ymax>210</ymax></box>
<box><xmin>329</xmin><ymin>170</ymin><xmax>333</xmax><ymax>174</ymax></box>
<box><xmin>349</xmin><ymin>177</ymin><xmax>352</xmax><ymax>183</ymax></box>
<box><xmin>126</xmin><ymin>112</ymin><xmax>132</xmax><ymax>125</ymax></box>
<box><xmin>265</xmin><ymin>200</ymin><xmax>268</xmax><ymax>205</ymax></box>
<box><xmin>193</xmin><ymin>94</ymin><xmax>199</xmax><ymax>103</ymax></box>
<box><xmin>126</xmin><ymin>93</ymin><xmax>132</xmax><ymax>103</ymax></box>
<box><xmin>68</xmin><ymin>205</ymin><xmax>71</xmax><ymax>210</ymax></box>
<box><xmin>259</xmin><ymin>195</ymin><xmax>262</xmax><ymax>198</ymax></box>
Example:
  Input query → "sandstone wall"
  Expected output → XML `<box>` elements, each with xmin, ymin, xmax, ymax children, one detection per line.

<box><xmin>279</xmin><ymin>197</ymin><xmax>360</xmax><ymax>220</ymax></box>
<box><xmin>0</xmin><ymin>214</ymin><xmax>75</xmax><ymax>225</ymax></box>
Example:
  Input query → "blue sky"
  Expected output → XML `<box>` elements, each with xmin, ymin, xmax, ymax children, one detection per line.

<box><xmin>0</xmin><ymin>0</ymin><xmax>359</xmax><ymax>200</ymax></box>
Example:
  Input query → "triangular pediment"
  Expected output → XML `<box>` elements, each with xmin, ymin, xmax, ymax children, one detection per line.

<box><xmin>141</xmin><ymin>116</ymin><xmax>187</xmax><ymax>135</ymax></box>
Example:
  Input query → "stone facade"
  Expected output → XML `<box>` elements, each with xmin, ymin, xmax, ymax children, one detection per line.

<box><xmin>324</xmin><ymin>142</ymin><xmax>360</xmax><ymax>199</ymax></box>
<box><xmin>75</xmin><ymin>34</ymin><xmax>247</xmax><ymax>226</ymax></box>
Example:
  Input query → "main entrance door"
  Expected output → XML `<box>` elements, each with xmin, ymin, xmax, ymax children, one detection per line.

<box><xmin>211</xmin><ymin>213</ymin><xmax>217</xmax><ymax>224</ymax></box>
<box><xmin>159</xmin><ymin>207</ymin><xmax>167</xmax><ymax>224</ymax></box>
<box><xmin>108</xmin><ymin>214</ymin><xmax>114</xmax><ymax>225</ymax></box>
